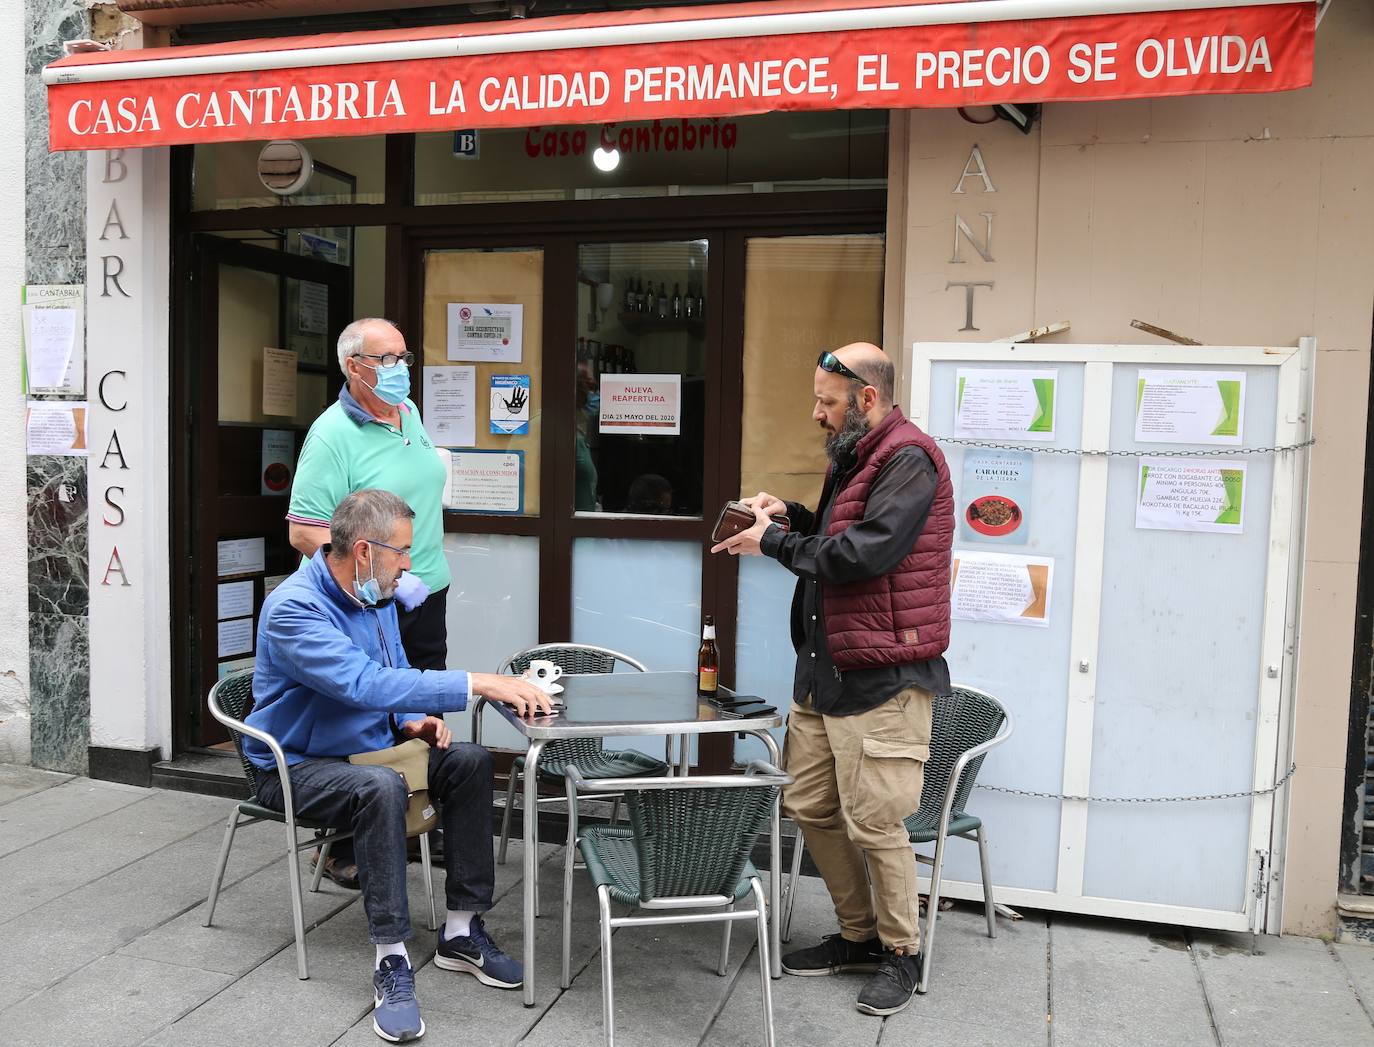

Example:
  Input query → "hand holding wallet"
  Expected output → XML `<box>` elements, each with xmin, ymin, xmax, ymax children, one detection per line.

<box><xmin>711</xmin><ymin>500</ymin><xmax>790</xmax><ymax>545</ymax></box>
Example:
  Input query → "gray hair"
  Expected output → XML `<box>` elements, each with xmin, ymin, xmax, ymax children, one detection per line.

<box><xmin>328</xmin><ymin>489</ymin><xmax>415</xmax><ymax>559</ymax></box>
<box><xmin>337</xmin><ymin>317</ymin><xmax>400</xmax><ymax>375</ymax></box>
<box><xmin>850</xmin><ymin>356</ymin><xmax>895</xmax><ymax>407</ymax></box>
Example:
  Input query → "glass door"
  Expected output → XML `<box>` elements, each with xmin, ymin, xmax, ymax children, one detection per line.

<box><xmin>178</xmin><ymin>235</ymin><xmax>351</xmax><ymax>747</ymax></box>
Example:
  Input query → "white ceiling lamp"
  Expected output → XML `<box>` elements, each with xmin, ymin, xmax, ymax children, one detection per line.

<box><xmin>592</xmin><ymin>147</ymin><xmax>620</xmax><ymax>173</ymax></box>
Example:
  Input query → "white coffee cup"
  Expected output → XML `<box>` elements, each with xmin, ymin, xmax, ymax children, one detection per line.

<box><xmin>527</xmin><ymin>659</ymin><xmax>564</xmax><ymax>689</ymax></box>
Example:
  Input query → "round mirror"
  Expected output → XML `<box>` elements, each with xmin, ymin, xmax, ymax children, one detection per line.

<box><xmin>257</xmin><ymin>140</ymin><xmax>314</xmax><ymax>196</ymax></box>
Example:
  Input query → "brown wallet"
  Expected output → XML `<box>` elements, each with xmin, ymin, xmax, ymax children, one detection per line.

<box><xmin>711</xmin><ymin>500</ymin><xmax>790</xmax><ymax>544</ymax></box>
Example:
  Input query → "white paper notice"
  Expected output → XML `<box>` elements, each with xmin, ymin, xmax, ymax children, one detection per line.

<box><xmin>217</xmin><ymin>580</ymin><xmax>254</xmax><ymax>621</ymax></box>
<box><xmin>25</xmin><ymin>401</ymin><xmax>87</xmax><ymax>456</ymax></box>
<box><xmin>1135</xmin><ymin>370</ymin><xmax>1245</xmax><ymax>445</ymax></box>
<box><xmin>217</xmin><ymin>537</ymin><xmax>265</xmax><ymax>578</ymax></box>
<box><xmin>1136</xmin><ymin>458</ymin><xmax>1247</xmax><ymax>534</ymax></box>
<box><xmin>217</xmin><ymin>617</ymin><xmax>254</xmax><ymax>658</ymax></box>
<box><xmin>263</xmin><ymin>574</ymin><xmax>289</xmax><ymax>597</ymax></box>
<box><xmin>449</xmin><ymin>450</ymin><xmax>523</xmax><ymax>513</ymax></box>
<box><xmin>599</xmin><ymin>374</ymin><xmax>682</xmax><ymax>435</ymax></box>
<box><xmin>23</xmin><ymin>285</ymin><xmax>85</xmax><ymax>395</ymax></box>
<box><xmin>424</xmin><ymin>366</ymin><xmax>477</xmax><ymax>446</ymax></box>
<box><xmin>297</xmin><ymin>281</ymin><xmax>329</xmax><ymax>335</ymax></box>
<box><xmin>951</xmin><ymin>551</ymin><xmax>1054</xmax><ymax>627</ymax></box>
<box><xmin>218</xmin><ymin>656</ymin><xmax>255</xmax><ymax>679</ymax></box>
<box><xmin>447</xmin><ymin>302</ymin><xmax>523</xmax><ymax>363</ymax></box>
<box><xmin>954</xmin><ymin>369</ymin><xmax>1058</xmax><ymax>441</ymax></box>
<box><xmin>262</xmin><ymin>347</ymin><xmax>298</xmax><ymax>416</ymax></box>
<box><xmin>25</xmin><ymin>308</ymin><xmax>76</xmax><ymax>389</ymax></box>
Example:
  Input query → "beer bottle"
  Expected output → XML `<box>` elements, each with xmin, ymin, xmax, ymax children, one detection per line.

<box><xmin>698</xmin><ymin>615</ymin><xmax>719</xmax><ymax>697</ymax></box>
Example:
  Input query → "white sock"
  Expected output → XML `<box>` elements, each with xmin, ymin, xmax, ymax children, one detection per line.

<box><xmin>445</xmin><ymin>909</ymin><xmax>475</xmax><ymax>939</ymax></box>
<box><xmin>376</xmin><ymin>942</ymin><xmax>408</xmax><ymax>968</ymax></box>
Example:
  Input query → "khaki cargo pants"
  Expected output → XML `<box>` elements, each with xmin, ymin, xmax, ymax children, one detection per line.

<box><xmin>782</xmin><ymin>686</ymin><xmax>932</xmax><ymax>954</ymax></box>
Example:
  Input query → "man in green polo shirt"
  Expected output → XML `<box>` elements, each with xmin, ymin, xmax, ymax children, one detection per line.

<box><xmin>288</xmin><ymin>317</ymin><xmax>453</xmax><ymax>886</ymax></box>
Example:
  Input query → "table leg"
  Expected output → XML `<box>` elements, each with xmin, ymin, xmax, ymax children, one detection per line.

<box><xmin>677</xmin><ymin>734</ymin><xmax>689</xmax><ymax>776</ymax></box>
<box><xmin>749</xmin><ymin>730</ymin><xmax>784</xmax><ymax>979</ymax></box>
<box><xmin>523</xmin><ymin>738</ymin><xmax>545</xmax><ymax>1007</ymax></box>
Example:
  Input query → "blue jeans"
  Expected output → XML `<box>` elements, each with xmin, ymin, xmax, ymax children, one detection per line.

<box><xmin>256</xmin><ymin>743</ymin><xmax>495</xmax><ymax>944</ymax></box>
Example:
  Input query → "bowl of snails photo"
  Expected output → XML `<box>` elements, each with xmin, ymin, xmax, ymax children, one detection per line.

<box><xmin>965</xmin><ymin>495</ymin><xmax>1023</xmax><ymax>537</ymax></box>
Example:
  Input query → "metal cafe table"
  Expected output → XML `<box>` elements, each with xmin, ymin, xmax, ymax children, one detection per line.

<box><xmin>472</xmin><ymin>670</ymin><xmax>784</xmax><ymax>1007</ymax></box>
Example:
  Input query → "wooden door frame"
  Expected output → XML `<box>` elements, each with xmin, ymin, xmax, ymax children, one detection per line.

<box><xmin>171</xmin><ymin>234</ymin><xmax>352</xmax><ymax>751</ymax></box>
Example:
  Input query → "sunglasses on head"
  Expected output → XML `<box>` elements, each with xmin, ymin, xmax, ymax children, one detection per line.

<box><xmin>817</xmin><ymin>351</ymin><xmax>868</xmax><ymax>385</ymax></box>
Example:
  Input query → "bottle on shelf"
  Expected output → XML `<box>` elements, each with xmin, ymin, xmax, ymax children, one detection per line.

<box><xmin>623</xmin><ymin>279</ymin><xmax>636</xmax><ymax>314</ymax></box>
<box><xmin>672</xmin><ymin>283</ymin><xmax>683</xmax><ymax>319</ymax></box>
<box><xmin>633</xmin><ymin>278</ymin><xmax>645</xmax><ymax>313</ymax></box>
<box><xmin>697</xmin><ymin>615</ymin><xmax>719</xmax><ymax>698</ymax></box>
<box><xmin>657</xmin><ymin>282</ymin><xmax>669</xmax><ymax>319</ymax></box>
<box><xmin>696</xmin><ymin>286</ymin><xmax>706</xmax><ymax>318</ymax></box>
<box><xmin>684</xmin><ymin>283</ymin><xmax>696</xmax><ymax>320</ymax></box>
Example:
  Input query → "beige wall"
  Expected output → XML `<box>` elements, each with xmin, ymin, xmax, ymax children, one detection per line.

<box><xmin>889</xmin><ymin>3</ymin><xmax>1374</xmax><ymax>936</ymax></box>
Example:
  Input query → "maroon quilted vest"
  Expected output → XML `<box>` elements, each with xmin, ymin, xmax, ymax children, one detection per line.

<box><xmin>823</xmin><ymin>407</ymin><xmax>954</xmax><ymax>670</ymax></box>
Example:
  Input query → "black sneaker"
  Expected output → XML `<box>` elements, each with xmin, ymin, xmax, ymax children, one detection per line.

<box><xmin>855</xmin><ymin>951</ymin><xmax>921</xmax><ymax>1015</ymax></box>
<box><xmin>781</xmin><ymin>933</ymin><xmax>885</xmax><ymax>976</ymax></box>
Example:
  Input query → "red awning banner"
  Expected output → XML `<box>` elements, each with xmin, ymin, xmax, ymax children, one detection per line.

<box><xmin>44</xmin><ymin>0</ymin><xmax>1316</xmax><ymax>151</ymax></box>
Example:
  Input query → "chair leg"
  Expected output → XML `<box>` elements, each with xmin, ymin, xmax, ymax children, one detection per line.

<box><xmin>498</xmin><ymin>767</ymin><xmax>519</xmax><ymax>865</ymax></box>
<box><xmin>561</xmin><ymin>828</ymin><xmax>577</xmax><ymax>989</ymax></box>
<box><xmin>975</xmin><ymin>825</ymin><xmax>996</xmax><ymax>939</ymax></box>
<box><xmin>420</xmin><ymin>832</ymin><xmax>438</xmax><ymax>932</ymax></box>
<box><xmin>285</xmin><ymin>818</ymin><xmax>309</xmax><ymax>980</ymax></box>
<box><xmin>918</xmin><ymin>833</ymin><xmax>950</xmax><ymax>995</ymax></box>
<box><xmin>597</xmin><ymin>885</ymin><xmax>615</xmax><ymax>1047</ymax></box>
<box><xmin>310</xmin><ymin>834</ymin><xmax>332</xmax><ymax>893</ymax></box>
<box><xmin>202</xmin><ymin>806</ymin><xmax>241</xmax><ymax>928</ymax></box>
<box><xmin>718</xmin><ymin>903</ymin><xmax>733</xmax><ymax>976</ymax></box>
<box><xmin>753</xmin><ymin>880</ymin><xmax>776</xmax><ymax>1047</ymax></box>
<box><xmin>781</xmin><ymin>829</ymin><xmax>805</xmax><ymax>944</ymax></box>
<box><xmin>609</xmin><ymin>796</ymin><xmax>621</xmax><ymax>827</ymax></box>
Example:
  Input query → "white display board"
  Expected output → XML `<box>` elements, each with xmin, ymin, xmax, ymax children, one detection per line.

<box><xmin>911</xmin><ymin>341</ymin><xmax>1313</xmax><ymax>933</ymax></box>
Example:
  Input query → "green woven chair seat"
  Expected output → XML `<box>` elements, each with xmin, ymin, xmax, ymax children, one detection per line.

<box><xmin>579</xmin><ymin>826</ymin><xmax>759</xmax><ymax>906</ymax></box>
<box><xmin>904</xmin><ymin>808</ymin><xmax>982</xmax><ymax>844</ymax></box>
<box><xmin>517</xmin><ymin>747</ymin><xmax>668</xmax><ymax>783</ymax></box>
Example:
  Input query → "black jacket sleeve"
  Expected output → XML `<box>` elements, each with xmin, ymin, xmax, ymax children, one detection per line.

<box><xmin>761</xmin><ymin>447</ymin><xmax>937</xmax><ymax>585</ymax></box>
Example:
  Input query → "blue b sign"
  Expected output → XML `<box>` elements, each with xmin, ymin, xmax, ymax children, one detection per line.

<box><xmin>453</xmin><ymin>130</ymin><xmax>480</xmax><ymax>158</ymax></box>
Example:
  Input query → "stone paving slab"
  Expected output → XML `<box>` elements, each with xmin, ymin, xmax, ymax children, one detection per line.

<box><xmin>1050</xmin><ymin>916</ymin><xmax>1215</xmax><ymax>1047</ymax></box>
<box><xmin>1333</xmin><ymin>942</ymin><xmax>1374</xmax><ymax>1027</ymax></box>
<box><xmin>0</xmin><ymin>812</ymin><xmax>286</xmax><ymax>1010</ymax></box>
<box><xmin>0</xmin><ymin>954</ymin><xmax>232</xmax><ymax>1047</ymax></box>
<box><xmin>1194</xmin><ymin>929</ymin><xmax>1374</xmax><ymax>1047</ymax></box>
<box><xmin>702</xmin><ymin>875</ymin><xmax>880</xmax><ymax>1047</ymax></box>
<box><xmin>0</xmin><ymin>777</ymin><xmax>150</xmax><ymax>858</ymax></box>
<box><xmin>0</xmin><ymin>789</ymin><xmax>225</xmax><ymax>924</ymax></box>
<box><xmin>0</xmin><ymin>763</ymin><xmax>71</xmax><ymax>805</ymax></box>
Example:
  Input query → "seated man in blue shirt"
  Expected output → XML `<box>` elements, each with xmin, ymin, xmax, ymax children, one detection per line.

<box><xmin>245</xmin><ymin>488</ymin><xmax>551</xmax><ymax>1044</ymax></box>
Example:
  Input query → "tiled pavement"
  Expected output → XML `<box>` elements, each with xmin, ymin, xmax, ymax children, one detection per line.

<box><xmin>2</xmin><ymin>763</ymin><xmax>1372</xmax><ymax>1047</ymax></box>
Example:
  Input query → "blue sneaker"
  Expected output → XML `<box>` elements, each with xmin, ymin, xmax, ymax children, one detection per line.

<box><xmin>435</xmin><ymin>916</ymin><xmax>523</xmax><ymax>989</ymax></box>
<box><xmin>372</xmin><ymin>954</ymin><xmax>424</xmax><ymax>1042</ymax></box>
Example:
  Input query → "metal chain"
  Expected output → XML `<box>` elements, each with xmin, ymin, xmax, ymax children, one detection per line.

<box><xmin>973</xmin><ymin>763</ymin><xmax>1297</xmax><ymax>804</ymax></box>
<box><xmin>933</xmin><ymin>437</ymin><xmax>1315</xmax><ymax>458</ymax></box>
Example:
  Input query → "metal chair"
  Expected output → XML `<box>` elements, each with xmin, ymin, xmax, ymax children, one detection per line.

<box><xmin>494</xmin><ymin>643</ymin><xmax>669</xmax><ymax>866</ymax></box>
<box><xmin>561</xmin><ymin>761</ymin><xmax>791</xmax><ymax>1047</ymax></box>
<box><xmin>202</xmin><ymin>669</ymin><xmax>437</xmax><ymax>980</ymax></box>
<box><xmin>780</xmin><ymin>685</ymin><xmax>1014</xmax><ymax>994</ymax></box>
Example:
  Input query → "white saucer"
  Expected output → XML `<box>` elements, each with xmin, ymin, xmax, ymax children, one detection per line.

<box><xmin>538</xmin><ymin>682</ymin><xmax>564</xmax><ymax>696</ymax></box>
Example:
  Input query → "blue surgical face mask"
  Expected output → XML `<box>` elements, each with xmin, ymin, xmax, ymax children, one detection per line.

<box><xmin>353</xmin><ymin>544</ymin><xmax>382</xmax><ymax>606</ymax></box>
<box><xmin>586</xmin><ymin>392</ymin><xmax>601</xmax><ymax>414</ymax></box>
<box><xmin>360</xmin><ymin>360</ymin><xmax>411</xmax><ymax>406</ymax></box>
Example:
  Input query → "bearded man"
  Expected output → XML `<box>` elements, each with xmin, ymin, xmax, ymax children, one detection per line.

<box><xmin>710</xmin><ymin>342</ymin><xmax>953</xmax><ymax>1017</ymax></box>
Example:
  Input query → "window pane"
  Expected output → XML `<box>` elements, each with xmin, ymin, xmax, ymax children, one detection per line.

<box><xmin>415</xmin><ymin>110</ymin><xmax>886</xmax><ymax>205</ymax></box>
<box><xmin>575</xmin><ymin>240</ymin><xmax>707</xmax><ymax>517</ymax></box>
<box><xmin>422</xmin><ymin>247</ymin><xmax>543</xmax><ymax>517</ymax></box>
<box><xmin>739</xmin><ymin>234</ymin><xmax>884</xmax><ymax>505</ymax></box>
<box><xmin>192</xmin><ymin>135</ymin><xmax>385</xmax><ymax>210</ymax></box>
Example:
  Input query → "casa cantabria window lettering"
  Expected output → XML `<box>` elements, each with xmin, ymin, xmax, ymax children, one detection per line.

<box><xmin>96</xmin><ymin>149</ymin><xmax>132</xmax><ymax>588</ymax></box>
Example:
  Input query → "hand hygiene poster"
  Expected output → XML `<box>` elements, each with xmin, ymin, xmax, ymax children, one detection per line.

<box><xmin>954</xmin><ymin>369</ymin><xmax>1057</xmax><ymax>441</ymax></box>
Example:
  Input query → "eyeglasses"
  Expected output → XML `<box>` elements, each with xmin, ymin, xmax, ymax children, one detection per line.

<box><xmin>367</xmin><ymin>539</ymin><xmax>411</xmax><ymax>556</ymax></box>
<box><xmin>357</xmin><ymin>351</ymin><xmax>415</xmax><ymax>371</ymax></box>
<box><xmin>817</xmin><ymin>351</ymin><xmax>869</xmax><ymax>385</ymax></box>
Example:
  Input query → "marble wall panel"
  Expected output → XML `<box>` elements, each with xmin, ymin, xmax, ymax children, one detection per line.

<box><xmin>25</xmin><ymin>0</ymin><xmax>91</xmax><ymax>773</ymax></box>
